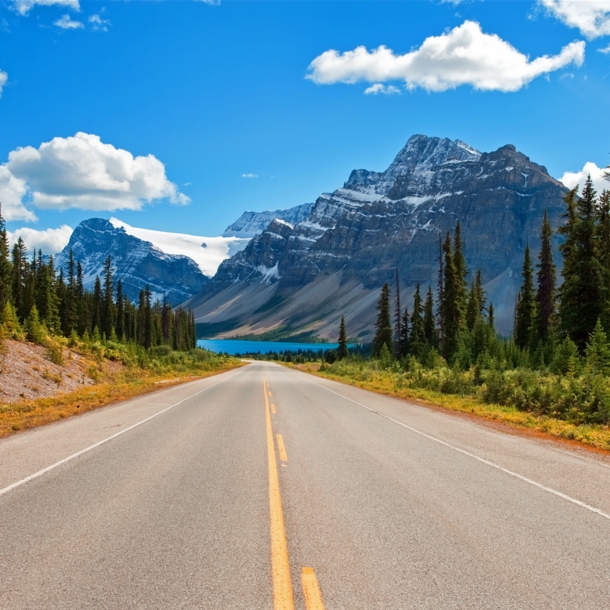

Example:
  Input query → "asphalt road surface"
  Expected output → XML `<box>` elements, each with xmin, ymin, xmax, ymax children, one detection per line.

<box><xmin>1</xmin><ymin>361</ymin><xmax>610</xmax><ymax>609</ymax></box>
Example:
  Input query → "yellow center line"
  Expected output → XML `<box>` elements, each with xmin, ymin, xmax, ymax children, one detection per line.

<box><xmin>302</xmin><ymin>567</ymin><xmax>325</xmax><ymax>610</ymax></box>
<box><xmin>271</xmin><ymin>403</ymin><xmax>277</xmax><ymax>414</ymax></box>
<box><xmin>276</xmin><ymin>433</ymin><xmax>288</xmax><ymax>462</ymax></box>
<box><xmin>264</xmin><ymin>378</ymin><xmax>295</xmax><ymax>610</ymax></box>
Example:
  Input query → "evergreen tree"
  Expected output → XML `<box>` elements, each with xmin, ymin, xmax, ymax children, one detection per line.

<box><xmin>596</xmin><ymin>189</ymin><xmax>610</xmax><ymax>331</ymax></box>
<box><xmin>534</xmin><ymin>210</ymin><xmax>556</xmax><ymax>344</ymax></box>
<box><xmin>436</xmin><ymin>233</ymin><xmax>444</xmax><ymax>346</ymax></box>
<box><xmin>0</xmin><ymin>205</ymin><xmax>12</xmax><ymax>312</ymax></box>
<box><xmin>514</xmin><ymin>245</ymin><xmax>535</xmax><ymax>350</ymax></box>
<box><xmin>423</xmin><ymin>286</ymin><xmax>437</xmax><ymax>348</ymax></box>
<box><xmin>372</xmin><ymin>283</ymin><xmax>393</xmax><ymax>357</ymax></box>
<box><xmin>161</xmin><ymin>294</ymin><xmax>171</xmax><ymax>344</ymax></box>
<box><xmin>11</xmin><ymin>238</ymin><xmax>27</xmax><ymax>321</ymax></box>
<box><xmin>410</xmin><ymin>284</ymin><xmax>425</xmax><ymax>357</ymax></box>
<box><xmin>102</xmin><ymin>255</ymin><xmax>116</xmax><ymax>339</ymax></box>
<box><xmin>143</xmin><ymin>285</ymin><xmax>152</xmax><ymax>349</ymax></box>
<box><xmin>440</xmin><ymin>230</ymin><xmax>467</xmax><ymax>361</ymax></box>
<box><xmin>559</xmin><ymin>176</ymin><xmax>604</xmax><ymax>351</ymax></box>
<box><xmin>337</xmin><ymin>316</ymin><xmax>349</xmax><ymax>360</ymax></box>
<box><xmin>115</xmin><ymin>280</ymin><xmax>125</xmax><ymax>340</ymax></box>
<box><xmin>92</xmin><ymin>276</ymin><xmax>103</xmax><ymax>335</ymax></box>
<box><xmin>394</xmin><ymin>269</ymin><xmax>402</xmax><ymax>357</ymax></box>
<box><xmin>585</xmin><ymin>319</ymin><xmax>610</xmax><ymax>375</ymax></box>
<box><xmin>399</xmin><ymin>304</ymin><xmax>410</xmax><ymax>358</ymax></box>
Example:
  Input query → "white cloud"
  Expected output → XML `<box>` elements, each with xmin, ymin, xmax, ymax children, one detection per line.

<box><xmin>241</xmin><ymin>173</ymin><xmax>259</xmax><ymax>178</ymax></box>
<box><xmin>0</xmin><ymin>166</ymin><xmax>35</xmax><ymax>222</ymax></box>
<box><xmin>306</xmin><ymin>20</ymin><xmax>585</xmax><ymax>93</ymax></box>
<box><xmin>7</xmin><ymin>225</ymin><xmax>73</xmax><ymax>255</ymax></box>
<box><xmin>0</xmin><ymin>69</ymin><xmax>7</xmax><ymax>98</ymax></box>
<box><xmin>560</xmin><ymin>161</ymin><xmax>609</xmax><ymax>194</ymax></box>
<box><xmin>599</xmin><ymin>43</ymin><xmax>610</xmax><ymax>53</ymax></box>
<box><xmin>12</xmin><ymin>0</ymin><xmax>79</xmax><ymax>16</ymax></box>
<box><xmin>54</xmin><ymin>13</ymin><xmax>83</xmax><ymax>29</ymax></box>
<box><xmin>539</xmin><ymin>0</ymin><xmax>610</xmax><ymax>39</ymax></box>
<box><xmin>89</xmin><ymin>13</ymin><xmax>110</xmax><ymax>32</ymax></box>
<box><xmin>6</xmin><ymin>132</ymin><xmax>190</xmax><ymax>212</ymax></box>
<box><xmin>364</xmin><ymin>83</ymin><xmax>401</xmax><ymax>95</ymax></box>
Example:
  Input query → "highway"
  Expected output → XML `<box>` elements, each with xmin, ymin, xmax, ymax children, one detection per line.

<box><xmin>1</xmin><ymin>361</ymin><xmax>610</xmax><ymax>609</ymax></box>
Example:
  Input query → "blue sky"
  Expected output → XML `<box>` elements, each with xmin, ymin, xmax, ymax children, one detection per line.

<box><xmin>1</xmin><ymin>0</ymin><xmax>610</xmax><ymax>252</ymax></box>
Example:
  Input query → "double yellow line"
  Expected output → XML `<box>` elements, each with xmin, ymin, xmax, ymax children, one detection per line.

<box><xmin>264</xmin><ymin>378</ymin><xmax>325</xmax><ymax>610</ymax></box>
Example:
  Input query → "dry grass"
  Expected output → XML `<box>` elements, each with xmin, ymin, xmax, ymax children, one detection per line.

<box><xmin>287</xmin><ymin>363</ymin><xmax>610</xmax><ymax>454</ymax></box>
<box><xmin>0</xmin><ymin>362</ymin><xmax>243</xmax><ymax>439</ymax></box>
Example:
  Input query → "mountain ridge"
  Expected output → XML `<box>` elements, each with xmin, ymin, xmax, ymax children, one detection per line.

<box><xmin>188</xmin><ymin>134</ymin><xmax>567</xmax><ymax>339</ymax></box>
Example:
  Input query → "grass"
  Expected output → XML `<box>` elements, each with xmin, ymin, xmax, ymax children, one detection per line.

<box><xmin>289</xmin><ymin>362</ymin><xmax>610</xmax><ymax>454</ymax></box>
<box><xmin>0</xmin><ymin>348</ymin><xmax>243</xmax><ymax>439</ymax></box>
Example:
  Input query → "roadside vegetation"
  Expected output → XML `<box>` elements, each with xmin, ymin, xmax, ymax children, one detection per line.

<box><xmin>0</xmin><ymin>209</ymin><xmax>240</xmax><ymax>437</ymax></box>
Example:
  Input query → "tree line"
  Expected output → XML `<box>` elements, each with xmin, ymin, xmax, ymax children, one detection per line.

<box><xmin>0</xmin><ymin>207</ymin><xmax>196</xmax><ymax>351</ymax></box>
<box><xmin>345</xmin><ymin>173</ymin><xmax>610</xmax><ymax>372</ymax></box>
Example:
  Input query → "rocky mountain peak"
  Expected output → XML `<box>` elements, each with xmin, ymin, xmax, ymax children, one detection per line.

<box><xmin>344</xmin><ymin>134</ymin><xmax>481</xmax><ymax>198</ymax></box>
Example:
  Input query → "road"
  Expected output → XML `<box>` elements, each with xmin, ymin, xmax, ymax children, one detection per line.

<box><xmin>1</xmin><ymin>361</ymin><xmax>610</xmax><ymax>609</ymax></box>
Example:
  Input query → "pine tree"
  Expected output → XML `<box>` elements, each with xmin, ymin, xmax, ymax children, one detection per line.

<box><xmin>399</xmin><ymin>304</ymin><xmax>410</xmax><ymax>358</ymax></box>
<box><xmin>11</xmin><ymin>238</ymin><xmax>27</xmax><ymax>321</ymax></box>
<box><xmin>440</xmin><ymin>230</ymin><xmax>466</xmax><ymax>361</ymax></box>
<box><xmin>116</xmin><ymin>280</ymin><xmax>125</xmax><ymax>340</ymax></box>
<box><xmin>514</xmin><ymin>245</ymin><xmax>535</xmax><ymax>350</ymax></box>
<box><xmin>394</xmin><ymin>269</ymin><xmax>402</xmax><ymax>357</ymax></box>
<box><xmin>423</xmin><ymin>286</ymin><xmax>437</xmax><ymax>349</ymax></box>
<box><xmin>92</xmin><ymin>276</ymin><xmax>102</xmax><ymax>335</ymax></box>
<box><xmin>596</xmin><ymin>189</ymin><xmax>610</xmax><ymax>331</ymax></box>
<box><xmin>0</xmin><ymin>205</ymin><xmax>12</xmax><ymax>312</ymax></box>
<box><xmin>337</xmin><ymin>316</ymin><xmax>348</xmax><ymax>360</ymax></box>
<box><xmin>559</xmin><ymin>176</ymin><xmax>604</xmax><ymax>351</ymax></box>
<box><xmin>102</xmin><ymin>255</ymin><xmax>115</xmax><ymax>339</ymax></box>
<box><xmin>410</xmin><ymin>284</ymin><xmax>425</xmax><ymax>358</ymax></box>
<box><xmin>437</xmin><ymin>233</ymin><xmax>444</xmax><ymax>347</ymax></box>
<box><xmin>453</xmin><ymin>222</ymin><xmax>469</xmax><ymax>320</ymax></box>
<box><xmin>534</xmin><ymin>209</ymin><xmax>556</xmax><ymax>345</ymax></box>
<box><xmin>372</xmin><ymin>283</ymin><xmax>393</xmax><ymax>357</ymax></box>
<box><xmin>144</xmin><ymin>285</ymin><xmax>152</xmax><ymax>349</ymax></box>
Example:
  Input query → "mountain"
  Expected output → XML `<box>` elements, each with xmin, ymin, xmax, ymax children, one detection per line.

<box><xmin>223</xmin><ymin>202</ymin><xmax>315</xmax><ymax>238</ymax></box>
<box><xmin>55</xmin><ymin>219</ymin><xmax>220</xmax><ymax>305</ymax></box>
<box><xmin>188</xmin><ymin>134</ymin><xmax>568</xmax><ymax>340</ymax></box>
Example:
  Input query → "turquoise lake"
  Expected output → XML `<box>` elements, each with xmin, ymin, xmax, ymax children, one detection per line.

<box><xmin>197</xmin><ymin>339</ymin><xmax>342</xmax><ymax>355</ymax></box>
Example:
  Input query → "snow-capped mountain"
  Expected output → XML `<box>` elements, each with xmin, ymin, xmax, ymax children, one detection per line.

<box><xmin>222</xmin><ymin>203</ymin><xmax>314</xmax><ymax>238</ymax></box>
<box><xmin>109</xmin><ymin>218</ymin><xmax>249</xmax><ymax>278</ymax></box>
<box><xmin>188</xmin><ymin>134</ymin><xmax>568</xmax><ymax>339</ymax></box>
<box><xmin>54</xmin><ymin>219</ymin><xmax>211</xmax><ymax>305</ymax></box>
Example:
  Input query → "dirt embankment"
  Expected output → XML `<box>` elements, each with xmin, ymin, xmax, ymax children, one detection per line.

<box><xmin>0</xmin><ymin>339</ymin><xmax>108</xmax><ymax>404</ymax></box>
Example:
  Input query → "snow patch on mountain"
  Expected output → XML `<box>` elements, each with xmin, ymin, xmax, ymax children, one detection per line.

<box><xmin>223</xmin><ymin>202</ymin><xmax>314</xmax><ymax>238</ymax></box>
<box><xmin>109</xmin><ymin>218</ymin><xmax>250</xmax><ymax>278</ymax></box>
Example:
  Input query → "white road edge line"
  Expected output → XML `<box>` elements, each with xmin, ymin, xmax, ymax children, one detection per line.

<box><xmin>0</xmin><ymin>370</ymin><xmax>241</xmax><ymax>498</ymax></box>
<box><xmin>312</xmin><ymin>381</ymin><xmax>610</xmax><ymax>522</ymax></box>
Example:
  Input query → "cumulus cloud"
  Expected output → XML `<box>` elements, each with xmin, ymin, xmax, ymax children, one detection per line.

<box><xmin>54</xmin><ymin>14</ymin><xmax>83</xmax><ymax>29</ymax></box>
<box><xmin>241</xmin><ymin>173</ymin><xmax>259</xmax><ymax>178</ymax></box>
<box><xmin>12</xmin><ymin>0</ymin><xmax>79</xmax><ymax>16</ymax></box>
<box><xmin>364</xmin><ymin>83</ymin><xmax>401</xmax><ymax>95</ymax></box>
<box><xmin>539</xmin><ymin>0</ymin><xmax>610</xmax><ymax>39</ymax></box>
<box><xmin>599</xmin><ymin>43</ymin><xmax>610</xmax><ymax>53</ymax></box>
<box><xmin>7</xmin><ymin>225</ymin><xmax>73</xmax><ymax>255</ymax></box>
<box><xmin>560</xmin><ymin>161</ymin><xmax>610</xmax><ymax>194</ymax></box>
<box><xmin>89</xmin><ymin>13</ymin><xmax>110</xmax><ymax>32</ymax></box>
<box><xmin>6</xmin><ymin>132</ymin><xmax>190</xmax><ymax>212</ymax></box>
<box><xmin>307</xmin><ymin>20</ymin><xmax>585</xmax><ymax>93</ymax></box>
<box><xmin>0</xmin><ymin>166</ymin><xmax>35</xmax><ymax>222</ymax></box>
<box><xmin>0</xmin><ymin>69</ymin><xmax>7</xmax><ymax>98</ymax></box>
